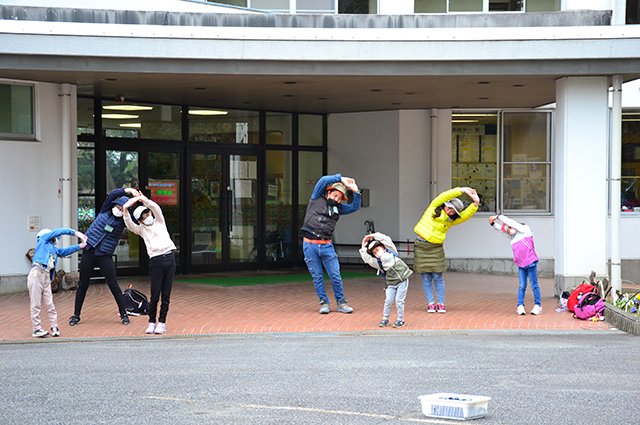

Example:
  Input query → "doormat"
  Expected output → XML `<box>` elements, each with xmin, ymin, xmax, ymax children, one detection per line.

<box><xmin>175</xmin><ymin>272</ymin><xmax>374</xmax><ymax>287</ymax></box>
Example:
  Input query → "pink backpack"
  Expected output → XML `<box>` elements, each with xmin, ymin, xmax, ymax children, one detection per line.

<box><xmin>573</xmin><ymin>292</ymin><xmax>605</xmax><ymax>320</ymax></box>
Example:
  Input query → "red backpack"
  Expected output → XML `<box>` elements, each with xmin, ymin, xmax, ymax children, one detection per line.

<box><xmin>567</xmin><ymin>283</ymin><xmax>598</xmax><ymax>312</ymax></box>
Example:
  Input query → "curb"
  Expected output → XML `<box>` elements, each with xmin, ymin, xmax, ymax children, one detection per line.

<box><xmin>604</xmin><ymin>303</ymin><xmax>640</xmax><ymax>336</ymax></box>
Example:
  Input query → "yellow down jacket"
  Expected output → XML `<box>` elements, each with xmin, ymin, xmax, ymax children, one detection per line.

<box><xmin>413</xmin><ymin>187</ymin><xmax>478</xmax><ymax>244</ymax></box>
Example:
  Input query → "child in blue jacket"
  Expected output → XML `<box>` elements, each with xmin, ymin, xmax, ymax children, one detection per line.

<box><xmin>28</xmin><ymin>228</ymin><xmax>86</xmax><ymax>337</ymax></box>
<box><xmin>489</xmin><ymin>214</ymin><xmax>541</xmax><ymax>315</ymax></box>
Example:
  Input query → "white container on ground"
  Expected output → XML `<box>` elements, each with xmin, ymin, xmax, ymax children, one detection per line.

<box><xmin>418</xmin><ymin>393</ymin><xmax>491</xmax><ymax>420</ymax></box>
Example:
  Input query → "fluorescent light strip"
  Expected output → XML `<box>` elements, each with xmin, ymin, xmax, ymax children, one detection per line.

<box><xmin>103</xmin><ymin>105</ymin><xmax>153</xmax><ymax>111</ymax></box>
<box><xmin>119</xmin><ymin>123</ymin><xmax>141</xmax><ymax>128</ymax></box>
<box><xmin>189</xmin><ymin>110</ymin><xmax>228</xmax><ymax>116</ymax></box>
<box><xmin>102</xmin><ymin>114</ymin><xmax>139</xmax><ymax>119</ymax></box>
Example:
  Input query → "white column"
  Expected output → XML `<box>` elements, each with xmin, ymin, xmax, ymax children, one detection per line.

<box><xmin>611</xmin><ymin>75</ymin><xmax>623</xmax><ymax>299</ymax></box>
<box><xmin>554</xmin><ymin>77</ymin><xmax>609</xmax><ymax>296</ymax></box>
<box><xmin>379</xmin><ymin>0</ymin><xmax>414</xmax><ymax>14</ymax></box>
<box><xmin>60</xmin><ymin>83</ymin><xmax>72</xmax><ymax>272</ymax></box>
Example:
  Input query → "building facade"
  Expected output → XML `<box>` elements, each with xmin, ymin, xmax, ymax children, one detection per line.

<box><xmin>1</xmin><ymin>0</ymin><xmax>640</xmax><ymax>296</ymax></box>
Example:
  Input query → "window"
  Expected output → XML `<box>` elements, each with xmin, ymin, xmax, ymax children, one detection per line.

<box><xmin>0</xmin><ymin>83</ymin><xmax>34</xmax><ymax>140</ymax></box>
<box><xmin>189</xmin><ymin>108</ymin><xmax>259</xmax><ymax>144</ymax></box>
<box><xmin>416</xmin><ymin>0</ymin><xmax>558</xmax><ymax>13</ymax></box>
<box><xmin>621</xmin><ymin>111</ymin><xmax>640</xmax><ymax>212</ymax></box>
<box><xmin>102</xmin><ymin>101</ymin><xmax>182</xmax><ymax>140</ymax></box>
<box><xmin>452</xmin><ymin>110</ymin><xmax>552</xmax><ymax>213</ymax></box>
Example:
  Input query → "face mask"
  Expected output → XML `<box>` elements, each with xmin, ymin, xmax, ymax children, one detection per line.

<box><xmin>381</xmin><ymin>252</ymin><xmax>394</xmax><ymax>261</ymax></box>
<box><xmin>112</xmin><ymin>207</ymin><xmax>123</xmax><ymax>217</ymax></box>
<box><xmin>327</xmin><ymin>198</ymin><xmax>339</xmax><ymax>207</ymax></box>
<box><xmin>143</xmin><ymin>216</ymin><xmax>155</xmax><ymax>226</ymax></box>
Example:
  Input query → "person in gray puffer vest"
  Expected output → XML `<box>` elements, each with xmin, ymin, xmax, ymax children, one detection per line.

<box><xmin>69</xmin><ymin>187</ymin><xmax>140</xmax><ymax>326</ymax></box>
<box><xmin>301</xmin><ymin>173</ymin><xmax>361</xmax><ymax>314</ymax></box>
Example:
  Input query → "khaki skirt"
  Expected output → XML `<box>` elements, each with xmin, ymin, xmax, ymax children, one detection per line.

<box><xmin>413</xmin><ymin>238</ymin><xmax>446</xmax><ymax>273</ymax></box>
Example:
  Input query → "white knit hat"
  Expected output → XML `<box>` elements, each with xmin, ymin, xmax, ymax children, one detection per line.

<box><xmin>133</xmin><ymin>206</ymin><xmax>150</xmax><ymax>220</ymax></box>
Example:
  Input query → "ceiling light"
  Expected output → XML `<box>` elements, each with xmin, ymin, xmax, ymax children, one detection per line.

<box><xmin>189</xmin><ymin>110</ymin><xmax>229</xmax><ymax>116</ymax></box>
<box><xmin>119</xmin><ymin>123</ymin><xmax>141</xmax><ymax>128</ymax></box>
<box><xmin>452</xmin><ymin>120</ymin><xmax>480</xmax><ymax>123</ymax></box>
<box><xmin>453</xmin><ymin>114</ymin><xmax>497</xmax><ymax>117</ymax></box>
<box><xmin>103</xmin><ymin>105</ymin><xmax>153</xmax><ymax>111</ymax></box>
<box><xmin>102</xmin><ymin>114</ymin><xmax>139</xmax><ymax>119</ymax></box>
<box><xmin>623</xmin><ymin>118</ymin><xmax>640</xmax><ymax>122</ymax></box>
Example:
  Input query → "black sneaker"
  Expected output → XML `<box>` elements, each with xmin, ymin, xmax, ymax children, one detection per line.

<box><xmin>392</xmin><ymin>319</ymin><xmax>405</xmax><ymax>328</ymax></box>
<box><xmin>121</xmin><ymin>313</ymin><xmax>130</xmax><ymax>325</ymax></box>
<box><xmin>69</xmin><ymin>315</ymin><xmax>81</xmax><ymax>326</ymax></box>
<box><xmin>379</xmin><ymin>319</ymin><xmax>389</xmax><ymax>327</ymax></box>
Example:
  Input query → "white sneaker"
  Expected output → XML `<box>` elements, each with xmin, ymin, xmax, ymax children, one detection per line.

<box><xmin>530</xmin><ymin>305</ymin><xmax>542</xmax><ymax>315</ymax></box>
<box><xmin>154</xmin><ymin>322</ymin><xmax>166</xmax><ymax>334</ymax></box>
<box><xmin>516</xmin><ymin>305</ymin><xmax>526</xmax><ymax>315</ymax></box>
<box><xmin>146</xmin><ymin>323</ymin><xmax>156</xmax><ymax>334</ymax></box>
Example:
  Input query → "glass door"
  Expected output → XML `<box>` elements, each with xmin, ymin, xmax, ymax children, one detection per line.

<box><xmin>190</xmin><ymin>149</ymin><xmax>259</xmax><ymax>271</ymax></box>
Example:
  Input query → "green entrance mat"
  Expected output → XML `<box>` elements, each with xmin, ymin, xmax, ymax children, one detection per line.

<box><xmin>175</xmin><ymin>272</ymin><xmax>374</xmax><ymax>287</ymax></box>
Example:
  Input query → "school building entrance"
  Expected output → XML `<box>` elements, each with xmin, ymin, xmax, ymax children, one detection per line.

<box><xmin>77</xmin><ymin>98</ymin><xmax>327</xmax><ymax>275</ymax></box>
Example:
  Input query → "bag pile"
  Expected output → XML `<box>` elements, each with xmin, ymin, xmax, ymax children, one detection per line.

<box><xmin>568</xmin><ymin>280</ymin><xmax>604</xmax><ymax>321</ymax></box>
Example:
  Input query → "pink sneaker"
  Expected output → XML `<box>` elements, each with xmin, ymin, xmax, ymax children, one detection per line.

<box><xmin>145</xmin><ymin>323</ymin><xmax>156</xmax><ymax>334</ymax></box>
<box><xmin>154</xmin><ymin>322</ymin><xmax>166</xmax><ymax>334</ymax></box>
<box><xmin>437</xmin><ymin>303</ymin><xmax>446</xmax><ymax>313</ymax></box>
<box><xmin>427</xmin><ymin>304</ymin><xmax>437</xmax><ymax>313</ymax></box>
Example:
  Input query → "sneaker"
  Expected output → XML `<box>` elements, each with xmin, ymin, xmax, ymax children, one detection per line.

<box><xmin>437</xmin><ymin>303</ymin><xmax>446</xmax><ymax>313</ymax></box>
<box><xmin>517</xmin><ymin>305</ymin><xmax>526</xmax><ymax>315</ymax></box>
<box><xmin>68</xmin><ymin>315</ymin><xmax>81</xmax><ymax>326</ymax></box>
<box><xmin>154</xmin><ymin>322</ymin><xmax>166</xmax><ymax>334</ymax></box>
<box><xmin>427</xmin><ymin>304</ymin><xmax>437</xmax><ymax>313</ymax></box>
<box><xmin>531</xmin><ymin>305</ymin><xmax>542</xmax><ymax>315</ymax></box>
<box><xmin>319</xmin><ymin>302</ymin><xmax>330</xmax><ymax>314</ymax></box>
<box><xmin>50</xmin><ymin>327</ymin><xmax>60</xmax><ymax>337</ymax></box>
<box><xmin>379</xmin><ymin>318</ymin><xmax>389</xmax><ymax>327</ymax></box>
<box><xmin>336</xmin><ymin>300</ymin><xmax>353</xmax><ymax>314</ymax></box>
<box><xmin>392</xmin><ymin>319</ymin><xmax>405</xmax><ymax>328</ymax></box>
<box><xmin>121</xmin><ymin>313</ymin><xmax>130</xmax><ymax>325</ymax></box>
<box><xmin>146</xmin><ymin>323</ymin><xmax>156</xmax><ymax>334</ymax></box>
<box><xmin>32</xmin><ymin>328</ymin><xmax>48</xmax><ymax>338</ymax></box>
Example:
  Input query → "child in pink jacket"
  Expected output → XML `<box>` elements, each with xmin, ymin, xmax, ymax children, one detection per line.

<box><xmin>489</xmin><ymin>215</ymin><xmax>541</xmax><ymax>316</ymax></box>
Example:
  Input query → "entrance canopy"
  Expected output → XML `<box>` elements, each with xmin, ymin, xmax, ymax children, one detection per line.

<box><xmin>1</xmin><ymin>3</ymin><xmax>639</xmax><ymax>113</ymax></box>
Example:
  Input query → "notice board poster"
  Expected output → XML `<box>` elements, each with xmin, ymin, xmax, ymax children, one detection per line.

<box><xmin>149</xmin><ymin>181</ymin><xmax>179</xmax><ymax>206</ymax></box>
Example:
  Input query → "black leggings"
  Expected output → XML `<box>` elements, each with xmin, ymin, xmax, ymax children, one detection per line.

<box><xmin>74</xmin><ymin>247</ymin><xmax>127</xmax><ymax>317</ymax></box>
<box><xmin>148</xmin><ymin>253</ymin><xmax>176</xmax><ymax>324</ymax></box>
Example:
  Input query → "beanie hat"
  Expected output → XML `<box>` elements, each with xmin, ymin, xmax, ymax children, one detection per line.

<box><xmin>325</xmin><ymin>182</ymin><xmax>348</xmax><ymax>201</ymax></box>
<box><xmin>133</xmin><ymin>205</ymin><xmax>150</xmax><ymax>220</ymax></box>
<box><xmin>366</xmin><ymin>239</ymin><xmax>385</xmax><ymax>256</ymax></box>
<box><xmin>113</xmin><ymin>196</ymin><xmax>129</xmax><ymax>207</ymax></box>
<box><xmin>444</xmin><ymin>198</ymin><xmax>464</xmax><ymax>217</ymax></box>
<box><xmin>36</xmin><ymin>228</ymin><xmax>52</xmax><ymax>241</ymax></box>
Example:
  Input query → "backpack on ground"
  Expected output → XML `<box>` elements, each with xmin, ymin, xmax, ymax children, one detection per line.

<box><xmin>567</xmin><ymin>283</ymin><xmax>599</xmax><ymax>312</ymax></box>
<box><xmin>122</xmin><ymin>284</ymin><xmax>149</xmax><ymax>316</ymax></box>
<box><xmin>573</xmin><ymin>291</ymin><xmax>605</xmax><ymax>320</ymax></box>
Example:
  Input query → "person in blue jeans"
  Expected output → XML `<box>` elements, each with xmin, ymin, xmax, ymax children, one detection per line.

<box><xmin>301</xmin><ymin>174</ymin><xmax>361</xmax><ymax>314</ymax></box>
<box><xmin>489</xmin><ymin>214</ymin><xmax>542</xmax><ymax>315</ymax></box>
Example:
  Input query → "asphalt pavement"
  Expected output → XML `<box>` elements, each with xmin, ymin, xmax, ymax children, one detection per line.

<box><xmin>1</xmin><ymin>332</ymin><xmax>638</xmax><ymax>424</ymax></box>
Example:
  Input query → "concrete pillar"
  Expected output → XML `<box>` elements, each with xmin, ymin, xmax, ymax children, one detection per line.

<box><xmin>554</xmin><ymin>76</ymin><xmax>609</xmax><ymax>296</ymax></box>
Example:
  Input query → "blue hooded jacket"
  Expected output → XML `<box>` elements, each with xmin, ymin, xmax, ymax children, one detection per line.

<box><xmin>84</xmin><ymin>189</ymin><xmax>129</xmax><ymax>256</ymax></box>
<box><xmin>32</xmin><ymin>228</ymin><xmax>82</xmax><ymax>280</ymax></box>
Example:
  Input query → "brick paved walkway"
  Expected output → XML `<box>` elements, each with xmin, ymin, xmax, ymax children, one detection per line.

<box><xmin>1</xmin><ymin>268</ymin><xmax>613</xmax><ymax>342</ymax></box>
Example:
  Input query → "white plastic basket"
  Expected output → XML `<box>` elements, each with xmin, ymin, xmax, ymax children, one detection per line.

<box><xmin>418</xmin><ymin>393</ymin><xmax>491</xmax><ymax>421</ymax></box>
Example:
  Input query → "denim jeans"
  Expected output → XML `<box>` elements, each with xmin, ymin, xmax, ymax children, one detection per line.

<box><xmin>421</xmin><ymin>272</ymin><xmax>445</xmax><ymax>305</ymax></box>
<box><xmin>383</xmin><ymin>279</ymin><xmax>409</xmax><ymax>320</ymax></box>
<box><xmin>303</xmin><ymin>241</ymin><xmax>344</xmax><ymax>304</ymax></box>
<box><xmin>518</xmin><ymin>262</ymin><xmax>541</xmax><ymax>307</ymax></box>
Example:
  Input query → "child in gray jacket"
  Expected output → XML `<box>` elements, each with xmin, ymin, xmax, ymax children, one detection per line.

<box><xmin>360</xmin><ymin>232</ymin><xmax>413</xmax><ymax>328</ymax></box>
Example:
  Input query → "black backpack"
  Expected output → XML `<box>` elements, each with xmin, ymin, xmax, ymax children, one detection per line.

<box><xmin>122</xmin><ymin>284</ymin><xmax>149</xmax><ymax>316</ymax></box>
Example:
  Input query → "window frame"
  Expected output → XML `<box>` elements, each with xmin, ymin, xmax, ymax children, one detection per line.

<box><xmin>0</xmin><ymin>80</ymin><xmax>37</xmax><ymax>141</ymax></box>
<box><xmin>451</xmin><ymin>108</ymin><xmax>554</xmax><ymax>215</ymax></box>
